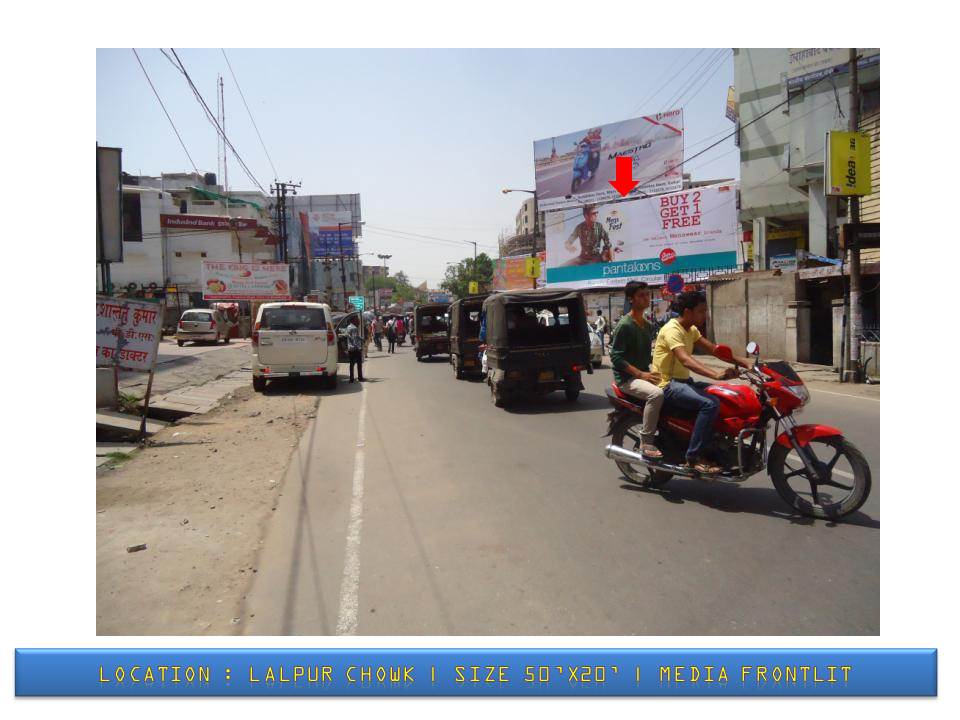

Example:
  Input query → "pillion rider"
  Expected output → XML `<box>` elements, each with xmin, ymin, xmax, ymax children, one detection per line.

<box><xmin>653</xmin><ymin>291</ymin><xmax>753</xmax><ymax>475</ymax></box>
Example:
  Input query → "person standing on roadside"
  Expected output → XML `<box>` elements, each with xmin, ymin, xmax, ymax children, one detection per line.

<box><xmin>345</xmin><ymin>318</ymin><xmax>365</xmax><ymax>383</ymax></box>
<box><xmin>373</xmin><ymin>315</ymin><xmax>384</xmax><ymax>352</ymax></box>
<box><xmin>595</xmin><ymin>309</ymin><xmax>607</xmax><ymax>354</ymax></box>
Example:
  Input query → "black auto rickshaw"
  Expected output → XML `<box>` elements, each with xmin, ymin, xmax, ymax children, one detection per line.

<box><xmin>448</xmin><ymin>293</ymin><xmax>489</xmax><ymax>379</ymax></box>
<box><xmin>482</xmin><ymin>288</ymin><xmax>592</xmax><ymax>407</ymax></box>
<box><xmin>413</xmin><ymin>303</ymin><xmax>451</xmax><ymax>360</ymax></box>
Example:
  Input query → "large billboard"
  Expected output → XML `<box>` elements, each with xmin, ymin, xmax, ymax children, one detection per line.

<box><xmin>787</xmin><ymin>48</ymin><xmax>879</xmax><ymax>88</ymax></box>
<box><xmin>201</xmin><ymin>261</ymin><xmax>292</xmax><ymax>301</ymax></box>
<box><xmin>299</xmin><ymin>210</ymin><xmax>357</xmax><ymax>258</ymax></box>
<box><xmin>544</xmin><ymin>182</ymin><xmax>739</xmax><ymax>290</ymax></box>
<box><xmin>533</xmin><ymin>110</ymin><xmax>684</xmax><ymax>212</ymax></box>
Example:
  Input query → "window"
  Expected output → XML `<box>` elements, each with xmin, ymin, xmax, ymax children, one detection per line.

<box><xmin>507</xmin><ymin>302</ymin><xmax>578</xmax><ymax>346</ymax></box>
<box><xmin>121</xmin><ymin>193</ymin><xmax>142</xmax><ymax>242</ymax></box>
<box><xmin>201</xmin><ymin>252</ymin><xmax>207</xmax><ymax>258</ymax></box>
<box><xmin>181</xmin><ymin>310</ymin><xmax>213</xmax><ymax>322</ymax></box>
<box><xmin>261</xmin><ymin>307</ymin><xmax>327</xmax><ymax>330</ymax></box>
<box><xmin>175</xmin><ymin>251</ymin><xmax>182</xmax><ymax>257</ymax></box>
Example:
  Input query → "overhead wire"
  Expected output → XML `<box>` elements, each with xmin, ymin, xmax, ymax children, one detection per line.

<box><xmin>131</xmin><ymin>49</ymin><xmax>200</xmax><ymax>175</ymax></box>
<box><xmin>661</xmin><ymin>48</ymin><xmax>726</xmax><ymax>112</ymax></box>
<box><xmin>221</xmin><ymin>48</ymin><xmax>279</xmax><ymax>180</ymax></box>
<box><xmin>627</xmin><ymin>48</ymin><xmax>707</xmax><ymax>117</ymax></box>
<box><xmin>166</xmin><ymin>48</ymin><xmax>267</xmax><ymax>194</ymax></box>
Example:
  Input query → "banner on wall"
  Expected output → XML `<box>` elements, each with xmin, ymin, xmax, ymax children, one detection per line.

<box><xmin>493</xmin><ymin>252</ymin><xmax>546</xmax><ymax>291</ymax></box>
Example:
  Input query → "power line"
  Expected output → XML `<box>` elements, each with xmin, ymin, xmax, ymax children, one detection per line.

<box><xmin>628</xmin><ymin>48</ymin><xmax>706</xmax><ymax>117</ymax></box>
<box><xmin>221</xmin><ymin>49</ymin><xmax>279</xmax><ymax>180</ymax></box>
<box><xmin>365</xmin><ymin>224</ymin><xmax>497</xmax><ymax>250</ymax></box>
<box><xmin>673</xmin><ymin>49</ymin><xmax>731</xmax><ymax>111</ymax></box>
<box><xmin>662</xmin><ymin>48</ymin><xmax>726</xmax><ymax>112</ymax></box>
<box><xmin>131</xmin><ymin>49</ymin><xmax>199</xmax><ymax>174</ymax></box>
<box><xmin>167</xmin><ymin>48</ymin><xmax>267</xmax><ymax>193</ymax></box>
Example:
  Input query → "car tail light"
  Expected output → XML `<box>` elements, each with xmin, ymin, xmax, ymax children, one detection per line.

<box><xmin>262</xmin><ymin>368</ymin><xmax>271</xmax><ymax>374</ymax></box>
<box><xmin>572</xmin><ymin>364</ymin><xmax>586</xmax><ymax>372</ymax></box>
<box><xmin>316</xmin><ymin>366</ymin><xmax>324</xmax><ymax>372</ymax></box>
<box><xmin>327</xmin><ymin>329</ymin><xmax>335</xmax><ymax>343</ymax></box>
<box><xmin>252</xmin><ymin>321</ymin><xmax>260</xmax><ymax>346</ymax></box>
<box><xmin>178</xmin><ymin>321</ymin><xmax>185</xmax><ymax>329</ymax></box>
<box><xmin>209</xmin><ymin>320</ymin><xmax>216</xmax><ymax>329</ymax></box>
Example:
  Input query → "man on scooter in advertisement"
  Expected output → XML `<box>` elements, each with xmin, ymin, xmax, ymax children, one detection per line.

<box><xmin>653</xmin><ymin>291</ymin><xmax>753</xmax><ymax>475</ymax></box>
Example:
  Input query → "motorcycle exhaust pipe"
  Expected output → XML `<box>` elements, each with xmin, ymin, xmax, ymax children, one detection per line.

<box><xmin>604</xmin><ymin>444</ymin><xmax>650</xmax><ymax>465</ymax></box>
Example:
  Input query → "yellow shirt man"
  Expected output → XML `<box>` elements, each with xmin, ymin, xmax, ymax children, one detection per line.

<box><xmin>653</xmin><ymin>318</ymin><xmax>702</xmax><ymax>388</ymax></box>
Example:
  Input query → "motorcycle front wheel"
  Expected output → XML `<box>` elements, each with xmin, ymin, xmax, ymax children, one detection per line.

<box><xmin>610</xmin><ymin>416</ymin><xmax>671</xmax><ymax>487</ymax></box>
<box><xmin>768</xmin><ymin>436</ymin><xmax>871</xmax><ymax>520</ymax></box>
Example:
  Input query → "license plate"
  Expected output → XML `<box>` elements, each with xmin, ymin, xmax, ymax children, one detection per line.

<box><xmin>280</xmin><ymin>336</ymin><xmax>306</xmax><ymax>343</ymax></box>
<box><xmin>289</xmin><ymin>372</ymin><xmax>300</xmax><ymax>378</ymax></box>
<box><xmin>464</xmin><ymin>360</ymin><xmax>475</xmax><ymax>367</ymax></box>
<box><xmin>538</xmin><ymin>370</ymin><xmax>555</xmax><ymax>382</ymax></box>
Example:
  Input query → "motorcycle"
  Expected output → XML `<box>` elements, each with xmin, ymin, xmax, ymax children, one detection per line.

<box><xmin>603</xmin><ymin>342</ymin><xmax>872</xmax><ymax>520</ymax></box>
<box><xmin>570</xmin><ymin>143</ymin><xmax>592</xmax><ymax>193</ymax></box>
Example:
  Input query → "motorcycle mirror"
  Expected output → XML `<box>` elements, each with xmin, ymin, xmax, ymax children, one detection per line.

<box><xmin>714</xmin><ymin>344</ymin><xmax>734</xmax><ymax>363</ymax></box>
<box><xmin>746</xmin><ymin>341</ymin><xmax>760</xmax><ymax>356</ymax></box>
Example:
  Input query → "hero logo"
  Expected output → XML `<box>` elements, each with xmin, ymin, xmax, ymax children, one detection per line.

<box><xmin>659</xmin><ymin>248</ymin><xmax>677</xmax><ymax>265</ymax></box>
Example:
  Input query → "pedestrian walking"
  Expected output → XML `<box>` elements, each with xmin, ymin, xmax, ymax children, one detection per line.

<box><xmin>396</xmin><ymin>317</ymin><xmax>406</xmax><ymax>346</ymax></box>
<box><xmin>373</xmin><ymin>316</ymin><xmax>384</xmax><ymax>352</ymax></box>
<box><xmin>595</xmin><ymin>309</ymin><xmax>607</xmax><ymax>354</ymax></box>
<box><xmin>344</xmin><ymin>319</ymin><xmax>364</xmax><ymax>382</ymax></box>
<box><xmin>386</xmin><ymin>317</ymin><xmax>397</xmax><ymax>354</ymax></box>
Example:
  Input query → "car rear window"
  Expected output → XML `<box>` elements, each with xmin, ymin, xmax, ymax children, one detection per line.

<box><xmin>181</xmin><ymin>311</ymin><xmax>212</xmax><ymax>322</ymax></box>
<box><xmin>261</xmin><ymin>307</ymin><xmax>327</xmax><ymax>330</ymax></box>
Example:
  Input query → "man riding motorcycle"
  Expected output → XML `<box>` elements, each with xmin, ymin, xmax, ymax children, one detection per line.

<box><xmin>653</xmin><ymin>291</ymin><xmax>753</xmax><ymax>475</ymax></box>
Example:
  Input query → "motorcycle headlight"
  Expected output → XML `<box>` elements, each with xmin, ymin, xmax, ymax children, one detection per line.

<box><xmin>785</xmin><ymin>384</ymin><xmax>810</xmax><ymax>406</ymax></box>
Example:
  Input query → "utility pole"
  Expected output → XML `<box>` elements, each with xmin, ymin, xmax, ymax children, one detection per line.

<box><xmin>846</xmin><ymin>48</ymin><xmax>863</xmax><ymax>383</ymax></box>
<box><xmin>270</xmin><ymin>180</ymin><xmax>301</xmax><ymax>285</ymax></box>
<box><xmin>377</xmin><ymin>253</ymin><xmax>392</xmax><ymax>310</ymax></box>
<box><xmin>338</xmin><ymin>222</ymin><xmax>350</xmax><ymax>310</ymax></box>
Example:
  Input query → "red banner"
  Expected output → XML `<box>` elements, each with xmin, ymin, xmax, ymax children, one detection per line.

<box><xmin>160</xmin><ymin>214</ymin><xmax>258</xmax><ymax>231</ymax></box>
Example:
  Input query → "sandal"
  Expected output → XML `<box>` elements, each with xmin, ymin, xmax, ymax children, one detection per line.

<box><xmin>686</xmin><ymin>458</ymin><xmax>722</xmax><ymax>475</ymax></box>
<box><xmin>641</xmin><ymin>444</ymin><xmax>663</xmax><ymax>460</ymax></box>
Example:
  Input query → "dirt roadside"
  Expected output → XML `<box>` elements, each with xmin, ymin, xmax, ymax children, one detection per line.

<box><xmin>96</xmin><ymin>382</ymin><xmax>320</xmax><ymax>635</ymax></box>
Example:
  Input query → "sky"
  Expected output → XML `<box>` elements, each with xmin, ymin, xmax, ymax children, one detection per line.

<box><xmin>97</xmin><ymin>49</ymin><xmax>739</xmax><ymax>287</ymax></box>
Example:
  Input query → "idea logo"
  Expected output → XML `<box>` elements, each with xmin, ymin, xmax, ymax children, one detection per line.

<box><xmin>659</xmin><ymin>248</ymin><xmax>677</xmax><ymax>265</ymax></box>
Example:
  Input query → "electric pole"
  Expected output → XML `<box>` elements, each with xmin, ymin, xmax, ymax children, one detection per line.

<box><xmin>846</xmin><ymin>48</ymin><xmax>863</xmax><ymax>382</ymax></box>
<box><xmin>271</xmin><ymin>180</ymin><xmax>301</xmax><ymax>288</ymax></box>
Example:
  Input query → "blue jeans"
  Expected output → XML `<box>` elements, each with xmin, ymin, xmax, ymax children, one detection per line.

<box><xmin>663</xmin><ymin>379</ymin><xmax>720</xmax><ymax>460</ymax></box>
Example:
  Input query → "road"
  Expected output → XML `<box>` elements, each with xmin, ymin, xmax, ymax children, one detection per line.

<box><xmin>243</xmin><ymin>342</ymin><xmax>879</xmax><ymax>636</ymax></box>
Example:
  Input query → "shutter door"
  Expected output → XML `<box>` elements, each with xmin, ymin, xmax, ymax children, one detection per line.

<box><xmin>858</xmin><ymin>109</ymin><xmax>880</xmax><ymax>263</ymax></box>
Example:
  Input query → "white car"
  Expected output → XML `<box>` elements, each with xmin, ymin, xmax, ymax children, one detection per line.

<box><xmin>176</xmin><ymin>308</ymin><xmax>230</xmax><ymax>346</ymax></box>
<box><xmin>252</xmin><ymin>302</ymin><xmax>339</xmax><ymax>391</ymax></box>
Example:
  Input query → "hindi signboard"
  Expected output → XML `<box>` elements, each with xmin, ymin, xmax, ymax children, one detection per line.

<box><xmin>201</xmin><ymin>261</ymin><xmax>292</xmax><ymax>301</ymax></box>
<box><xmin>544</xmin><ymin>182</ymin><xmax>739</xmax><ymax>290</ymax></box>
<box><xmin>787</xmin><ymin>48</ymin><xmax>879</xmax><ymax>88</ymax></box>
<box><xmin>534</xmin><ymin>109</ymin><xmax>684</xmax><ymax>212</ymax></box>
<box><xmin>96</xmin><ymin>296</ymin><xmax>163</xmax><ymax>372</ymax></box>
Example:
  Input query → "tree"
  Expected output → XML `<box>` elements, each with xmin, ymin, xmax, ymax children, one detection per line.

<box><xmin>440</xmin><ymin>252</ymin><xmax>495</xmax><ymax>299</ymax></box>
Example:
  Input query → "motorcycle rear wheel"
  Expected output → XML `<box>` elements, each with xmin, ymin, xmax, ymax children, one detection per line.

<box><xmin>768</xmin><ymin>436</ymin><xmax>871</xmax><ymax>520</ymax></box>
<box><xmin>611</xmin><ymin>416</ymin><xmax>671</xmax><ymax>487</ymax></box>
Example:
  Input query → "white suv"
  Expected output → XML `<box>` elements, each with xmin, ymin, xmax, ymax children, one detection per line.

<box><xmin>252</xmin><ymin>302</ymin><xmax>339</xmax><ymax>391</ymax></box>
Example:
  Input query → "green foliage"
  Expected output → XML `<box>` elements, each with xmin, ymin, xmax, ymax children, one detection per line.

<box><xmin>441</xmin><ymin>253</ymin><xmax>494</xmax><ymax>299</ymax></box>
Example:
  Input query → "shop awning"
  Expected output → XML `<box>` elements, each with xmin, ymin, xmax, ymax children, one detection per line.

<box><xmin>187</xmin><ymin>186</ymin><xmax>263</xmax><ymax>211</ymax></box>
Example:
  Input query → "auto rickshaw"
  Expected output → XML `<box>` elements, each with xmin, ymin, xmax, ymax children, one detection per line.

<box><xmin>413</xmin><ymin>302</ymin><xmax>451</xmax><ymax>360</ymax></box>
<box><xmin>448</xmin><ymin>294</ymin><xmax>488</xmax><ymax>379</ymax></box>
<box><xmin>481</xmin><ymin>288</ymin><xmax>592</xmax><ymax>407</ymax></box>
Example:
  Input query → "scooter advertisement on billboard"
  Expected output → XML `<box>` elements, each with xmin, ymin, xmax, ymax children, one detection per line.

<box><xmin>544</xmin><ymin>182</ymin><xmax>740</xmax><ymax>289</ymax></box>
<box><xmin>533</xmin><ymin>109</ymin><xmax>684</xmax><ymax>212</ymax></box>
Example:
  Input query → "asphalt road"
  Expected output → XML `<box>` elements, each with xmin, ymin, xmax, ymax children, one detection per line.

<box><xmin>244</xmin><ymin>343</ymin><xmax>879</xmax><ymax>636</ymax></box>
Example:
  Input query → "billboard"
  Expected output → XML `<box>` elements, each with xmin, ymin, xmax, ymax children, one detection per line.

<box><xmin>492</xmin><ymin>252</ymin><xmax>546</xmax><ymax>291</ymax></box>
<box><xmin>299</xmin><ymin>210</ymin><xmax>357</xmax><ymax>258</ymax></box>
<box><xmin>97</xmin><ymin>146</ymin><xmax>123</xmax><ymax>263</ymax></box>
<box><xmin>201</xmin><ymin>261</ymin><xmax>292</xmax><ymax>301</ymax></box>
<box><xmin>825</xmin><ymin>130</ymin><xmax>873</xmax><ymax>196</ymax></box>
<box><xmin>533</xmin><ymin>109</ymin><xmax>684</xmax><ymax>212</ymax></box>
<box><xmin>544</xmin><ymin>183</ymin><xmax>739</xmax><ymax>290</ymax></box>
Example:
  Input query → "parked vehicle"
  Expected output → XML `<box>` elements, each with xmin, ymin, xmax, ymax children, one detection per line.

<box><xmin>414</xmin><ymin>302</ymin><xmax>451</xmax><ymax>361</ymax></box>
<box><xmin>448</xmin><ymin>294</ymin><xmax>488</xmax><ymax>378</ymax></box>
<box><xmin>176</xmin><ymin>308</ymin><xmax>230</xmax><ymax>346</ymax></box>
<box><xmin>482</xmin><ymin>288</ymin><xmax>592</xmax><ymax>407</ymax></box>
<box><xmin>604</xmin><ymin>342</ymin><xmax>872</xmax><ymax>520</ymax></box>
<box><xmin>251</xmin><ymin>302</ymin><xmax>338</xmax><ymax>392</ymax></box>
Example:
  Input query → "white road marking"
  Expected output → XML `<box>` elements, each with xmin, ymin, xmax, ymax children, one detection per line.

<box><xmin>809</xmin><ymin>388</ymin><xmax>880</xmax><ymax>402</ymax></box>
<box><xmin>788</xmin><ymin>453</ymin><xmax>855</xmax><ymax>480</ymax></box>
<box><xmin>335</xmin><ymin>388</ymin><xmax>367</xmax><ymax>635</ymax></box>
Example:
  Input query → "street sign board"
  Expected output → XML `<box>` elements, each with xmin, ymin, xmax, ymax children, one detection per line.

<box><xmin>348</xmin><ymin>295</ymin><xmax>365</xmax><ymax>311</ymax></box>
<box><xmin>468</xmin><ymin>281</ymin><xmax>479</xmax><ymax>295</ymax></box>
<box><xmin>96</xmin><ymin>296</ymin><xmax>163</xmax><ymax>372</ymax></box>
<box><xmin>666</xmin><ymin>274</ymin><xmax>684</xmax><ymax>294</ymax></box>
<box><xmin>825</xmin><ymin>131</ymin><xmax>873</xmax><ymax>196</ymax></box>
<box><xmin>524</xmin><ymin>256</ymin><xmax>541</xmax><ymax>279</ymax></box>
<box><xmin>96</xmin><ymin>146</ymin><xmax>123</xmax><ymax>263</ymax></box>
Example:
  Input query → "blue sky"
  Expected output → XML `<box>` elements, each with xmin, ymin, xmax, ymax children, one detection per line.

<box><xmin>97</xmin><ymin>49</ymin><xmax>738</xmax><ymax>286</ymax></box>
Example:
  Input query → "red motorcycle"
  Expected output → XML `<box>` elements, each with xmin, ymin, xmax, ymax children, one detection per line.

<box><xmin>604</xmin><ymin>342</ymin><xmax>872</xmax><ymax>520</ymax></box>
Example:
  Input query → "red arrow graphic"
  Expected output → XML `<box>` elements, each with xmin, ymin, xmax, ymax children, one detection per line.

<box><xmin>609</xmin><ymin>156</ymin><xmax>640</xmax><ymax>197</ymax></box>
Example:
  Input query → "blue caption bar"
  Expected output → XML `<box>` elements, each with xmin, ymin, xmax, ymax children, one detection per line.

<box><xmin>15</xmin><ymin>649</ymin><xmax>936</xmax><ymax>697</ymax></box>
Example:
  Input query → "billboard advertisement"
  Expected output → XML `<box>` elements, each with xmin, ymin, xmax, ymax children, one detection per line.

<box><xmin>533</xmin><ymin>109</ymin><xmax>684</xmax><ymax>212</ymax></box>
<box><xmin>787</xmin><ymin>48</ymin><xmax>879</xmax><ymax>88</ymax></box>
<box><xmin>299</xmin><ymin>210</ymin><xmax>357</xmax><ymax>258</ymax></box>
<box><xmin>544</xmin><ymin>183</ymin><xmax>739</xmax><ymax>290</ymax></box>
<box><xmin>97</xmin><ymin>146</ymin><xmax>123</xmax><ymax>263</ymax></box>
<box><xmin>201</xmin><ymin>261</ymin><xmax>292</xmax><ymax>301</ymax></box>
<box><xmin>492</xmin><ymin>252</ymin><xmax>546</xmax><ymax>291</ymax></box>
